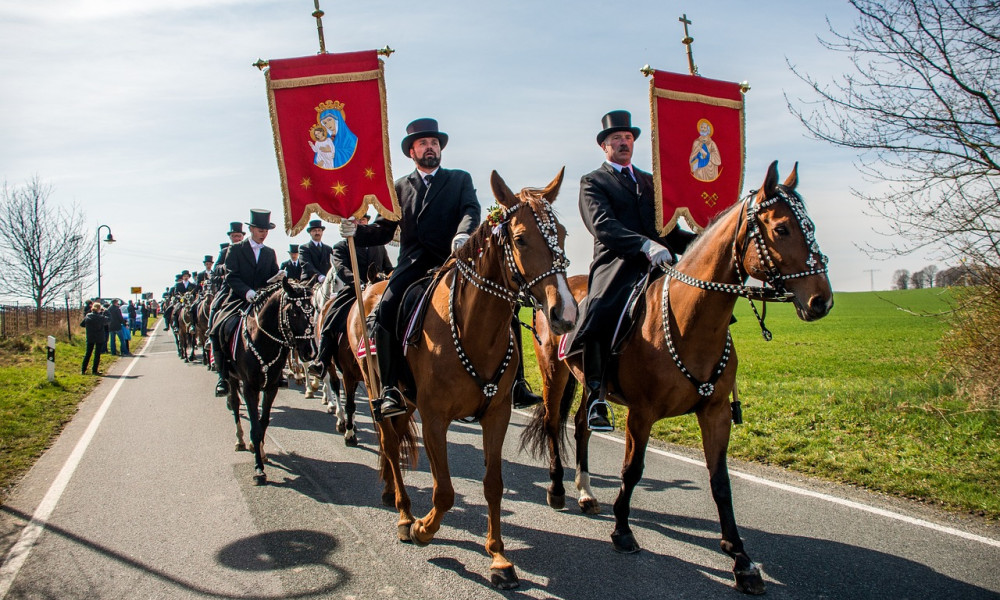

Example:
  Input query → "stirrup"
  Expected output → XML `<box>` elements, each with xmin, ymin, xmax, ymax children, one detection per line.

<box><xmin>587</xmin><ymin>400</ymin><xmax>615</xmax><ymax>432</ymax></box>
<box><xmin>215</xmin><ymin>378</ymin><xmax>229</xmax><ymax>397</ymax></box>
<box><xmin>375</xmin><ymin>388</ymin><xmax>408</xmax><ymax>421</ymax></box>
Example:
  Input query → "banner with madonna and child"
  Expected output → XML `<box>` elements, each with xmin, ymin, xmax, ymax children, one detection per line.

<box><xmin>265</xmin><ymin>50</ymin><xmax>400</xmax><ymax>235</ymax></box>
<box><xmin>649</xmin><ymin>69</ymin><xmax>745</xmax><ymax>234</ymax></box>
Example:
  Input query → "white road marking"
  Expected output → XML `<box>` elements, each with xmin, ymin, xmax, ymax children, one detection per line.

<box><xmin>0</xmin><ymin>331</ymin><xmax>157</xmax><ymax>599</ymax></box>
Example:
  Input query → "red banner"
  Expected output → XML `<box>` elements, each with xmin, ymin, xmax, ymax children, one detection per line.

<box><xmin>265</xmin><ymin>50</ymin><xmax>400</xmax><ymax>235</ymax></box>
<box><xmin>650</xmin><ymin>70</ymin><xmax>745</xmax><ymax>234</ymax></box>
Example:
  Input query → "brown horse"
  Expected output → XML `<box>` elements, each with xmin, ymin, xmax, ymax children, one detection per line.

<box><xmin>195</xmin><ymin>288</ymin><xmax>214</xmax><ymax>367</ymax></box>
<box><xmin>176</xmin><ymin>291</ymin><xmax>199</xmax><ymax>362</ymax></box>
<box><xmin>348</xmin><ymin>169</ymin><xmax>577</xmax><ymax>589</ymax></box>
<box><xmin>313</xmin><ymin>291</ymin><xmax>371</xmax><ymax>446</ymax></box>
<box><xmin>523</xmin><ymin>161</ymin><xmax>832</xmax><ymax>595</ymax></box>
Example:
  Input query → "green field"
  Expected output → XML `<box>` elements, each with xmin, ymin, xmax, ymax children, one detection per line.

<box><xmin>521</xmin><ymin>288</ymin><xmax>1000</xmax><ymax>519</ymax></box>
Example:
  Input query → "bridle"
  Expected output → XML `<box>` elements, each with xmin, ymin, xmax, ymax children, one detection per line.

<box><xmin>240</xmin><ymin>282</ymin><xmax>316</xmax><ymax>389</ymax></box>
<box><xmin>450</xmin><ymin>199</ymin><xmax>569</xmax><ymax>419</ymax></box>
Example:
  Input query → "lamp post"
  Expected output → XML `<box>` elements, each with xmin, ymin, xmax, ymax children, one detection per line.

<box><xmin>96</xmin><ymin>224</ymin><xmax>115</xmax><ymax>298</ymax></box>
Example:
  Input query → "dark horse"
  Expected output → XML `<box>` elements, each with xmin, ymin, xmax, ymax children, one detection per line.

<box><xmin>223</xmin><ymin>277</ymin><xmax>317</xmax><ymax>483</ymax></box>
<box><xmin>348</xmin><ymin>169</ymin><xmax>577</xmax><ymax>589</ymax></box>
<box><xmin>175</xmin><ymin>290</ymin><xmax>199</xmax><ymax>362</ymax></box>
<box><xmin>523</xmin><ymin>162</ymin><xmax>832</xmax><ymax>595</ymax></box>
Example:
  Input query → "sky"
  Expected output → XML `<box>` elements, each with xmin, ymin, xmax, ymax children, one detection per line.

<box><xmin>0</xmin><ymin>0</ymin><xmax>945</xmax><ymax>303</ymax></box>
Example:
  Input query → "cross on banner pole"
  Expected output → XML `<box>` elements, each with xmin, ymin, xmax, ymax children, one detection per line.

<box><xmin>679</xmin><ymin>13</ymin><xmax>698</xmax><ymax>76</ymax></box>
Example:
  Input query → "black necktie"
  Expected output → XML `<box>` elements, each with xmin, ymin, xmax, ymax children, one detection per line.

<box><xmin>418</xmin><ymin>173</ymin><xmax>433</xmax><ymax>202</ymax></box>
<box><xmin>621</xmin><ymin>167</ymin><xmax>633</xmax><ymax>183</ymax></box>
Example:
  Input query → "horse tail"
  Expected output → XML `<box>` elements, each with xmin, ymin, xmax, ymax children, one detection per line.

<box><xmin>398</xmin><ymin>413</ymin><xmax>419</xmax><ymax>470</ymax></box>
<box><xmin>519</xmin><ymin>375</ymin><xmax>576</xmax><ymax>461</ymax></box>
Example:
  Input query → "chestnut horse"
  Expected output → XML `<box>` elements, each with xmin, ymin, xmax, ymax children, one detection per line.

<box><xmin>348</xmin><ymin>169</ymin><xmax>577</xmax><ymax>589</ymax></box>
<box><xmin>523</xmin><ymin>162</ymin><xmax>832</xmax><ymax>595</ymax></box>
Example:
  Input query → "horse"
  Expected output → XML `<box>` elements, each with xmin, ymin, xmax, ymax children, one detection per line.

<box><xmin>195</xmin><ymin>286</ymin><xmax>215</xmax><ymax>367</ymax></box>
<box><xmin>302</xmin><ymin>264</ymin><xmax>343</xmax><ymax>399</ymax></box>
<box><xmin>175</xmin><ymin>291</ymin><xmax>199</xmax><ymax>362</ymax></box>
<box><xmin>223</xmin><ymin>277</ymin><xmax>317</xmax><ymax>484</ymax></box>
<box><xmin>522</xmin><ymin>161</ymin><xmax>832</xmax><ymax>595</ymax></box>
<box><xmin>348</xmin><ymin>169</ymin><xmax>577</xmax><ymax>590</ymax></box>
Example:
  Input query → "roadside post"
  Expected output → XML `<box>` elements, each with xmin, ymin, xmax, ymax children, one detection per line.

<box><xmin>46</xmin><ymin>336</ymin><xmax>56</xmax><ymax>382</ymax></box>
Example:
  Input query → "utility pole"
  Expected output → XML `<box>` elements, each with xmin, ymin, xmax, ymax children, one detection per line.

<box><xmin>863</xmin><ymin>269</ymin><xmax>879</xmax><ymax>291</ymax></box>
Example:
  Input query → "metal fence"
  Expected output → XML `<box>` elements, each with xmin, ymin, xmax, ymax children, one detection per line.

<box><xmin>0</xmin><ymin>305</ymin><xmax>84</xmax><ymax>339</ymax></box>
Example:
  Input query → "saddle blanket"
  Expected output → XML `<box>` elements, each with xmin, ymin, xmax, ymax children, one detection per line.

<box><xmin>356</xmin><ymin>338</ymin><xmax>378</xmax><ymax>359</ymax></box>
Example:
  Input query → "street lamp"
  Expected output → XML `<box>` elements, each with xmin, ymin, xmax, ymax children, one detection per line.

<box><xmin>96</xmin><ymin>224</ymin><xmax>115</xmax><ymax>298</ymax></box>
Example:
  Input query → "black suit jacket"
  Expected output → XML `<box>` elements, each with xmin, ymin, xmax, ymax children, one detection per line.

<box><xmin>173</xmin><ymin>280</ymin><xmax>196</xmax><ymax>296</ymax></box>
<box><xmin>332</xmin><ymin>240</ymin><xmax>393</xmax><ymax>285</ymax></box>
<box><xmin>354</xmin><ymin>167</ymin><xmax>479</xmax><ymax>274</ymax></box>
<box><xmin>224</xmin><ymin>240</ymin><xmax>279</xmax><ymax>301</ymax></box>
<box><xmin>577</xmin><ymin>163</ymin><xmax>695</xmax><ymax>344</ymax></box>
<box><xmin>299</xmin><ymin>241</ymin><xmax>335</xmax><ymax>279</ymax></box>
<box><xmin>280</xmin><ymin>259</ymin><xmax>305</xmax><ymax>280</ymax></box>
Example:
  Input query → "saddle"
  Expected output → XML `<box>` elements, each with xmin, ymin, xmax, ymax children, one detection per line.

<box><xmin>398</xmin><ymin>268</ymin><xmax>447</xmax><ymax>350</ymax></box>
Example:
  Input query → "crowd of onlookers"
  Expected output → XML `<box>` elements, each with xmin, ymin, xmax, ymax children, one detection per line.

<box><xmin>80</xmin><ymin>298</ymin><xmax>159</xmax><ymax>376</ymax></box>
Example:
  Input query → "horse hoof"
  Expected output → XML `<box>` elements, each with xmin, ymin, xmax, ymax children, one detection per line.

<box><xmin>253</xmin><ymin>470</ymin><xmax>266</xmax><ymax>486</ymax></box>
<box><xmin>304</xmin><ymin>390</ymin><xmax>314</xmax><ymax>399</ymax></box>
<box><xmin>489</xmin><ymin>566</ymin><xmax>519</xmax><ymax>590</ymax></box>
<box><xmin>734</xmin><ymin>564</ymin><xmax>766</xmax><ymax>595</ymax></box>
<box><xmin>397</xmin><ymin>524</ymin><xmax>412</xmax><ymax>542</ymax></box>
<box><xmin>344</xmin><ymin>435</ymin><xmax>359</xmax><ymax>448</ymax></box>
<box><xmin>381</xmin><ymin>492</ymin><xmax>395</xmax><ymax>507</ymax></box>
<box><xmin>336</xmin><ymin>421</ymin><xmax>347</xmax><ymax>434</ymax></box>
<box><xmin>325</xmin><ymin>404</ymin><xmax>334</xmax><ymax>414</ymax></box>
<box><xmin>547</xmin><ymin>491</ymin><xmax>566</xmax><ymax>510</ymax></box>
<box><xmin>611</xmin><ymin>530</ymin><xmax>641</xmax><ymax>554</ymax></box>
<box><xmin>408</xmin><ymin>522</ymin><xmax>430</xmax><ymax>548</ymax></box>
<box><xmin>578</xmin><ymin>498</ymin><xmax>601</xmax><ymax>515</ymax></box>
<box><xmin>235</xmin><ymin>442</ymin><xmax>246</xmax><ymax>451</ymax></box>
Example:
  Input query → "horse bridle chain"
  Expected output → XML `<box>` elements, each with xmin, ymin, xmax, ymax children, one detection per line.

<box><xmin>241</xmin><ymin>284</ymin><xmax>316</xmax><ymax>389</ymax></box>
<box><xmin>741</xmin><ymin>187</ymin><xmax>829</xmax><ymax>291</ymax></box>
<box><xmin>661</xmin><ymin>280</ymin><xmax>732</xmax><ymax>397</ymax></box>
<box><xmin>451</xmin><ymin>200</ymin><xmax>568</xmax><ymax>408</ymax></box>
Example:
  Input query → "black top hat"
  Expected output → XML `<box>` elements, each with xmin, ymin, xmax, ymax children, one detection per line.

<box><xmin>307</xmin><ymin>219</ymin><xmax>326</xmax><ymax>231</ymax></box>
<box><xmin>181</xmin><ymin>270</ymin><xmax>191</xmax><ymax>276</ymax></box>
<box><xmin>596</xmin><ymin>110</ymin><xmax>641</xmax><ymax>145</ymax></box>
<box><xmin>288</xmin><ymin>244</ymin><xmax>300</xmax><ymax>254</ymax></box>
<box><xmin>227</xmin><ymin>222</ymin><xmax>244</xmax><ymax>235</ymax></box>
<box><xmin>401</xmin><ymin>118</ymin><xmax>448</xmax><ymax>156</ymax></box>
<box><xmin>203</xmin><ymin>255</ymin><xmax>214</xmax><ymax>263</ymax></box>
<box><xmin>175</xmin><ymin>274</ymin><xmax>182</xmax><ymax>281</ymax></box>
<box><xmin>220</xmin><ymin>242</ymin><xmax>230</xmax><ymax>249</ymax></box>
<box><xmin>246</xmin><ymin>209</ymin><xmax>276</xmax><ymax>230</ymax></box>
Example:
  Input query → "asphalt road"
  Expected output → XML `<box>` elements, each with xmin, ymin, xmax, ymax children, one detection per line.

<box><xmin>1</xmin><ymin>326</ymin><xmax>999</xmax><ymax>599</ymax></box>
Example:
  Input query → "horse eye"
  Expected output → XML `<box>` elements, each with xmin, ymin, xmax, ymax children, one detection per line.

<box><xmin>775</xmin><ymin>225</ymin><xmax>790</xmax><ymax>236</ymax></box>
<box><xmin>514</xmin><ymin>236</ymin><xmax>528</xmax><ymax>247</ymax></box>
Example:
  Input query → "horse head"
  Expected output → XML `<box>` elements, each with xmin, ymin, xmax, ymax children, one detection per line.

<box><xmin>740</xmin><ymin>161</ymin><xmax>833</xmax><ymax>321</ymax></box>
<box><xmin>280</xmin><ymin>277</ymin><xmax>318</xmax><ymax>362</ymax></box>
<box><xmin>489</xmin><ymin>168</ymin><xmax>578</xmax><ymax>335</ymax></box>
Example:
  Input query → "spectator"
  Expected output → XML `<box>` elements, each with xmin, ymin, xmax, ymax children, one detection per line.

<box><xmin>139</xmin><ymin>302</ymin><xmax>148</xmax><ymax>336</ymax></box>
<box><xmin>108</xmin><ymin>299</ymin><xmax>131</xmax><ymax>356</ymax></box>
<box><xmin>81</xmin><ymin>303</ymin><xmax>109</xmax><ymax>375</ymax></box>
<box><xmin>127</xmin><ymin>301</ymin><xmax>138</xmax><ymax>335</ymax></box>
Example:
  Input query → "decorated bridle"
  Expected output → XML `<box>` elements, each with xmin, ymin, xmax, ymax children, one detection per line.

<box><xmin>240</xmin><ymin>281</ymin><xmax>316</xmax><ymax>389</ymax></box>
<box><xmin>660</xmin><ymin>186</ymin><xmax>828</xmax><ymax>399</ymax></box>
<box><xmin>450</xmin><ymin>199</ymin><xmax>569</xmax><ymax>415</ymax></box>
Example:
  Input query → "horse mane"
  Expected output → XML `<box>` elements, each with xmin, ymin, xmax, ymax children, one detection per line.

<box><xmin>452</xmin><ymin>195</ymin><xmax>552</xmax><ymax>265</ymax></box>
<box><xmin>678</xmin><ymin>197</ymin><xmax>745</xmax><ymax>261</ymax></box>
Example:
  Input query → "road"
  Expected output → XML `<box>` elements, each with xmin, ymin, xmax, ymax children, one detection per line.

<box><xmin>1</xmin><ymin>326</ymin><xmax>999</xmax><ymax>599</ymax></box>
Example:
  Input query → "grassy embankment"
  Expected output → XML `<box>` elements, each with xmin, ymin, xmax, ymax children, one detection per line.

<box><xmin>521</xmin><ymin>288</ymin><xmax>1000</xmax><ymax>519</ymax></box>
<box><xmin>0</xmin><ymin>326</ymin><xmax>143</xmax><ymax>501</ymax></box>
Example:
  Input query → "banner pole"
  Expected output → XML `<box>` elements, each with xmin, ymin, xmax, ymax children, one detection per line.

<box><xmin>347</xmin><ymin>235</ymin><xmax>381</xmax><ymax>402</ymax></box>
<box><xmin>678</xmin><ymin>13</ymin><xmax>698</xmax><ymax>76</ymax></box>
<box><xmin>312</xmin><ymin>0</ymin><xmax>327</xmax><ymax>54</ymax></box>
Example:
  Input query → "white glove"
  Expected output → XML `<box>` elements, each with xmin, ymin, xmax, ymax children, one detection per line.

<box><xmin>246</xmin><ymin>289</ymin><xmax>257</xmax><ymax>302</ymax></box>
<box><xmin>451</xmin><ymin>233</ymin><xmax>470</xmax><ymax>252</ymax></box>
<box><xmin>318</xmin><ymin>274</ymin><xmax>326</xmax><ymax>283</ymax></box>
<box><xmin>339</xmin><ymin>218</ymin><xmax>357</xmax><ymax>238</ymax></box>
<box><xmin>642</xmin><ymin>239</ymin><xmax>675</xmax><ymax>267</ymax></box>
<box><xmin>266</xmin><ymin>270</ymin><xmax>286</xmax><ymax>284</ymax></box>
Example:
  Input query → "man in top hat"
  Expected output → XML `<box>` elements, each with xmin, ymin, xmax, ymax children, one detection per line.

<box><xmin>310</xmin><ymin>213</ymin><xmax>393</xmax><ymax>379</ymax></box>
<box><xmin>576</xmin><ymin>110</ymin><xmax>696</xmax><ymax>431</ymax></box>
<box><xmin>174</xmin><ymin>270</ymin><xmax>195</xmax><ymax>295</ymax></box>
<box><xmin>208</xmin><ymin>209</ymin><xmax>280</xmax><ymax>396</ymax></box>
<box><xmin>205</xmin><ymin>225</ymin><xmax>243</xmax><ymax>346</ymax></box>
<box><xmin>300</xmin><ymin>219</ymin><xmax>335</xmax><ymax>282</ymax></box>
<box><xmin>338</xmin><ymin>117</ymin><xmax>481</xmax><ymax>420</ymax></box>
<box><xmin>196</xmin><ymin>255</ymin><xmax>215</xmax><ymax>287</ymax></box>
<box><xmin>280</xmin><ymin>244</ymin><xmax>305</xmax><ymax>280</ymax></box>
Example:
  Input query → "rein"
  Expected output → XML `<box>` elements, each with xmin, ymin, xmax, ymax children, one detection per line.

<box><xmin>240</xmin><ymin>283</ymin><xmax>316</xmax><ymax>389</ymax></box>
<box><xmin>450</xmin><ymin>200</ymin><xmax>568</xmax><ymax>420</ymax></box>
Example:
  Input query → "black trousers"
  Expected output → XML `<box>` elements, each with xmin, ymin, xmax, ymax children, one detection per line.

<box><xmin>82</xmin><ymin>341</ymin><xmax>102</xmax><ymax>374</ymax></box>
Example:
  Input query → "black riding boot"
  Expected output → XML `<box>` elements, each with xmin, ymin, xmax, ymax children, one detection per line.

<box><xmin>511</xmin><ymin>320</ymin><xmax>542</xmax><ymax>409</ymax></box>
<box><xmin>583</xmin><ymin>339</ymin><xmax>613</xmax><ymax>431</ymax></box>
<box><xmin>309</xmin><ymin>324</ymin><xmax>335</xmax><ymax>379</ymax></box>
<box><xmin>372</xmin><ymin>323</ymin><xmax>407</xmax><ymax>421</ymax></box>
<box><xmin>212</xmin><ymin>333</ymin><xmax>229</xmax><ymax>396</ymax></box>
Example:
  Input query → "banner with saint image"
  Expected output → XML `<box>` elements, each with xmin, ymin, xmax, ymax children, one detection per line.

<box><xmin>649</xmin><ymin>69</ymin><xmax>745</xmax><ymax>234</ymax></box>
<box><xmin>265</xmin><ymin>50</ymin><xmax>400</xmax><ymax>235</ymax></box>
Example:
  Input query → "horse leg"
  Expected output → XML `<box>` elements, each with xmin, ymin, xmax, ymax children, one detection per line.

<box><xmin>343</xmin><ymin>376</ymin><xmax>358</xmax><ymax>447</ymax></box>
<box><xmin>698</xmin><ymin>401</ymin><xmax>765</xmax><ymax>595</ymax></box>
<box><xmin>244</xmin><ymin>384</ymin><xmax>266</xmax><ymax>484</ymax></box>
<box><xmin>573</xmin><ymin>389</ymin><xmax>600</xmax><ymax>514</ymax></box>
<box><xmin>229</xmin><ymin>387</ymin><xmax>246</xmax><ymax>451</ymax></box>
<box><xmin>329</xmin><ymin>374</ymin><xmax>347</xmax><ymax>431</ymax></box>
<box><xmin>543</xmin><ymin>369</ymin><xmax>573</xmax><ymax>510</ymax></box>
<box><xmin>375</xmin><ymin>418</ymin><xmax>414</xmax><ymax>539</ymax></box>
<box><xmin>481</xmin><ymin>408</ymin><xmax>518</xmax><ymax>590</ymax></box>
<box><xmin>610</xmin><ymin>408</ymin><xmax>653</xmax><ymax>554</ymax></box>
<box><xmin>410</xmin><ymin>415</ymin><xmax>453</xmax><ymax>547</ymax></box>
<box><xmin>258</xmin><ymin>387</ymin><xmax>277</xmax><ymax>466</ymax></box>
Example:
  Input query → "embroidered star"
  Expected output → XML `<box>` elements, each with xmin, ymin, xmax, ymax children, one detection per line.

<box><xmin>300</xmin><ymin>177</ymin><xmax>312</xmax><ymax>189</ymax></box>
<box><xmin>331</xmin><ymin>181</ymin><xmax>347</xmax><ymax>196</ymax></box>
<box><xmin>363</xmin><ymin>167</ymin><xmax>375</xmax><ymax>180</ymax></box>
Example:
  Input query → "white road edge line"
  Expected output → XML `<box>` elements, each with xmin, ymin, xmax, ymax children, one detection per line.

<box><xmin>582</xmin><ymin>427</ymin><xmax>1000</xmax><ymax>549</ymax></box>
<box><xmin>0</xmin><ymin>328</ymin><xmax>158</xmax><ymax>600</ymax></box>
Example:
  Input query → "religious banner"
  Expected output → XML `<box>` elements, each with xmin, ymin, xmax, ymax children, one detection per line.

<box><xmin>265</xmin><ymin>50</ymin><xmax>400</xmax><ymax>235</ymax></box>
<box><xmin>649</xmin><ymin>69</ymin><xmax>745</xmax><ymax>234</ymax></box>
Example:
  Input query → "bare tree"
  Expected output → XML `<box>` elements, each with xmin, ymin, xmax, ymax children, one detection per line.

<box><xmin>923</xmin><ymin>264</ymin><xmax>939</xmax><ymax>287</ymax></box>
<box><xmin>892</xmin><ymin>268</ymin><xmax>910</xmax><ymax>289</ymax></box>
<box><xmin>910</xmin><ymin>269</ymin><xmax>927</xmax><ymax>289</ymax></box>
<box><xmin>0</xmin><ymin>176</ymin><xmax>94</xmax><ymax>314</ymax></box>
<box><xmin>787</xmin><ymin>0</ymin><xmax>999</xmax><ymax>266</ymax></box>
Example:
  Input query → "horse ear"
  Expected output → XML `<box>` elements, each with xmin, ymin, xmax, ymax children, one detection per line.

<box><xmin>760</xmin><ymin>160</ymin><xmax>779</xmax><ymax>199</ymax></box>
<box><xmin>281</xmin><ymin>276</ymin><xmax>294</xmax><ymax>295</ymax></box>
<box><xmin>540</xmin><ymin>167</ymin><xmax>566</xmax><ymax>204</ymax></box>
<box><xmin>783</xmin><ymin>161</ymin><xmax>799</xmax><ymax>191</ymax></box>
<box><xmin>490</xmin><ymin>170</ymin><xmax>518</xmax><ymax>209</ymax></box>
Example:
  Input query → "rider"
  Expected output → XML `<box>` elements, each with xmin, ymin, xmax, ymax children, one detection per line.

<box><xmin>299</xmin><ymin>219</ymin><xmax>335</xmax><ymax>284</ymax></box>
<box><xmin>280</xmin><ymin>244</ymin><xmax>305</xmax><ymax>280</ymax></box>
<box><xmin>339</xmin><ymin>118</ymin><xmax>479</xmax><ymax>420</ymax></box>
<box><xmin>208</xmin><ymin>209</ymin><xmax>281</xmax><ymax>396</ymax></box>
<box><xmin>577</xmin><ymin>110</ymin><xmax>695</xmax><ymax>431</ymax></box>
<box><xmin>309</xmin><ymin>213</ymin><xmax>392</xmax><ymax>379</ymax></box>
<box><xmin>195</xmin><ymin>255</ymin><xmax>215</xmax><ymax>287</ymax></box>
<box><xmin>174</xmin><ymin>270</ymin><xmax>195</xmax><ymax>295</ymax></box>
